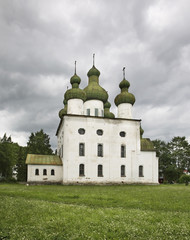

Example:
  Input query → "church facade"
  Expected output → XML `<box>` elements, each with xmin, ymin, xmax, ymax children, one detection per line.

<box><xmin>26</xmin><ymin>60</ymin><xmax>158</xmax><ymax>184</ymax></box>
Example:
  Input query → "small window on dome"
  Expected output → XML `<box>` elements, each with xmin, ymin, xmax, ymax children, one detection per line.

<box><xmin>95</xmin><ymin>108</ymin><xmax>98</xmax><ymax>116</ymax></box>
<box><xmin>97</xmin><ymin>129</ymin><xmax>103</xmax><ymax>136</ymax></box>
<box><xmin>78</xmin><ymin>128</ymin><xmax>85</xmax><ymax>135</ymax></box>
<box><xmin>120</xmin><ymin>131</ymin><xmax>126</xmax><ymax>137</ymax></box>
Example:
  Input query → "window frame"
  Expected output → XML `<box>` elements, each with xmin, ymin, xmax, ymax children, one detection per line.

<box><xmin>120</xmin><ymin>131</ymin><xmax>126</xmax><ymax>137</ymax></box>
<box><xmin>86</xmin><ymin>109</ymin><xmax>90</xmax><ymax>116</ymax></box>
<box><xmin>51</xmin><ymin>169</ymin><xmax>55</xmax><ymax>176</ymax></box>
<box><xmin>121</xmin><ymin>165</ymin><xmax>126</xmax><ymax>177</ymax></box>
<box><xmin>96</xmin><ymin>129</ymin><xmax>103</xmax><ymax>136</ymax></box>
<box><xmin>43</xmin><ymin>169</ymin><xmax>47</xmax><ymax>176</ymax></box>
<box><xmin>79</xmin><ymin>164</ymin><xmax>85</xmax><ymax>176</ymax></box>
<box><xmin>98</xmin><ymin>164</ymin><xmax>103</xmax><ymax>177</ymax></box>
<box><xmin>79</xmin><ymin>143</ymin><xmax>85</xmax><ymax>156</ymax></box>
<box><xmin>139</xmin><ymin>165</ymin><xmax>144</xmax><ymax>177</ymax></box>
<box><xmin>78</xmin><ymin>128</ymin><xmax>85</xmax><ymax>135</ymax></box>
<box><xmin>121</xmin><ymin>145</ymin><xmax>126</xmax><ymax>158</ymax></box>
<box><xmin>97</xmin><ymin>144</ymin><xmax>103</xmax><ymax>157</ymax></box>
<box><xmin>95</xmin><ymin>108</ymin><xmax>98</xmax><ymax>116</ymax></box>
<box><xmin>35</xmin><ymin>169</ymin><xmax>39</xmax><ymax>176</ymax></box>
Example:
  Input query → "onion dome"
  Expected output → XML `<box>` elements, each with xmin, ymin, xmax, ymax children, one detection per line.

<box><xmin>64</xmin><ymin>62</ymin><xmax>86</xmax><ymax>102</ymax></box>
<box><xmin>141</xmin><ymin>138</ymin><xmax>155</xmax><ymax>151</ymax></box>
<box><xmin>84</xmin><ymin>54</ymin><xmax>108</xmax><ymax>103</ymax></box>
<box><xmin>59</xmin><ymin>100</ymin><xmax>67</xmax><ymax>118</ymax></box>
<box><xmin>84</xmin><ymin>67</ymin><xmax>108</xmax><ymax>103</ymax></box>
<box><xmin>104</xmin><ymin>101</ymin><xmax>115</xmax><ymax>119</ymax></box>
<box><xmin>114</xmin><ymin>67</ymin><xmax>135</xmax><ymax>106</ymax></box>
<box><xmin>87</xmin><ymin>65</ymin><xmax>100</xmax><ymax>77</ymax></box>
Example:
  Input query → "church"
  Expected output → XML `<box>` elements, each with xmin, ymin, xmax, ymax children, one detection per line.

<box><xmin>26</xmin><ymin>57</ymin><xmax>158</xmax><ymax>184</ymax></box>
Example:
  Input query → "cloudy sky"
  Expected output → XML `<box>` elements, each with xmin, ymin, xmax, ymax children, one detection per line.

<box><xmin>0</xmin><ymin>0</ymin><xmax>190</xmax><ymax>150</ymax></box>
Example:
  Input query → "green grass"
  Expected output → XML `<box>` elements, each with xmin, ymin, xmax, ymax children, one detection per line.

<box><xmin>0</xmin><ymin>184</ymin><xmax>190</xmax><ymax>240</ymax></box>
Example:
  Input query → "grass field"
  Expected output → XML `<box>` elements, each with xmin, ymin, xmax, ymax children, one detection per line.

<box><xmin>0</xmin><ymin>184</ymin><xmax>190</xmax><ymax>240</ymax></box>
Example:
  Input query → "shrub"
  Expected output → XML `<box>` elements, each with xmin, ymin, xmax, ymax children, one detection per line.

<box><xmin>179</xmin><ymin>174</ymin><xmax>190</xmax><ymax>186</ymax></box>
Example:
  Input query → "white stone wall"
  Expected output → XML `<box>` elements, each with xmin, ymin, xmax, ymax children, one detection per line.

<box><xmin>118</xmin><ymin>103</ymin><xmax>132</xmax><ymax>119</ymax></box>
<box><xmin>58</xmin><ymin>115</ymin><xmax>158</xmax><ymax>184</ymax></box>
<box><xmin>84</xmin><ymin>100</ymin><xmax>104</xmax><ymax>117</ymax></box>
<box><xmin>67</xmin><ymin>99</ymin><xmax>84</xmax><ymax>115</ymax></box>
<box><xmin>27</xmin><ymin>165</ymin><xmax>63</xmax><ymax>182</ymax></box>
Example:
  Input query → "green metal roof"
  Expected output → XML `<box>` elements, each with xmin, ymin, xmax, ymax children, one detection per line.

<box><xmin>26</xmin><ymin>154</ymin><xmax>62</xmax><ymax>165</ymax></box>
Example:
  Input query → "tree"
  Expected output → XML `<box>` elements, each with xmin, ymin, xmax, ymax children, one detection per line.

<box><xmin>168</xmin><ymin>137</ymin><xmax>190</xmax><ymax>173</ymax></box>
<box><xmin>0</xmin><ymin>134</ymin><xmax>19</xmax><ymax>179</ymax></box>
<box><xmin>16</xmin><ymin>146</ymin><xmax>27</xmax><ymax>181</ymax></box>
<box><xmin>27</xmin><ymin>129</ymin><xmax>53</xmax><ymax>155</ymax></box>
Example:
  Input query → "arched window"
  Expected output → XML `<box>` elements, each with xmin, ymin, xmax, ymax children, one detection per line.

<box><xmin>121</xmin><ymin>165</ymin><xmax>126</xmax><ymax>177</ymax></box>
<box><xmin>51</xmin><ymin>169</ymin><xmax>55</xmax><ymax>176</ymax></box>
<box><xmin>43</xmin><ymin>169</ymin><xmax>47</xmax><ymax>176</ymax></box>
<box><xmin>139</xmin><ymin>165</ymin><xmax>144</xmax><ymax>177</ymax></box>
<box><xmin>98</xmin><ymin>165</ymin><xmax>103</xmax><ymax>177</ymax></box>
<box><xmin>121</xmin><ymin>145</ymin><xmax>126</xmax><ymax>158</ymax></box>
<box><xmin>97</xmin><ymin>144</ymin><xmax>103</xmax><ymax>157</ymax></box>
<box><xmin>79</xmin><ymin>143</ymin><xmax>85</xmax><ymax>156</ymax></box>
<box><xmin>35</xmin><ymin>169</ymin><xmax>39</xmax><ymax>176</ymax></box>
<box><xmin>79</xmin><ymin>164</ymin><xmax>85</xmax><ymax>176</ymax></box>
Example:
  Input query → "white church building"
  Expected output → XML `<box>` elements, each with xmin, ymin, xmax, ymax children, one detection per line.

<box><xmin>26</xmin><ymin>59</ymin><xmax>158</xmax><ymax>184</ymax></box>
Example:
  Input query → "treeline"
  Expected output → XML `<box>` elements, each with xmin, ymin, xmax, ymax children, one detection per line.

<box><xmin>0</xmin><ymin>129</ymin><xmax>53</xmax><ymax>182</ymax></box>
<box><xmin>153</xmin><ymin>136</ymin><xmax>190</xmax><ymax>183</ymax></box>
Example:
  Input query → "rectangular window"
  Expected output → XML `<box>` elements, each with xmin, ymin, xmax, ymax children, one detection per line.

<box><xmin>87</xmin><ymin>109</ymin><xmax>90</xmax><ymax>116</ymax></box>
<box><xmin>79</xmin><ymin>143</ymin><xmax>85</xmax><ymax>156</ymax></box>
<box><xmin>121</xmin><ymin>165</ymin><xmax>125</xmax><ymax>177</ymax></box>
<box><xmin>98</xmin><ymin>165</ymin><xmax>103</xmax><ymax>177</ymax></box>
<box><xmin>139</xmin><ymin>165</ymin><xmax>144</xmax><ymax>177</ymax></box>
<box><xmin>97</xmin><ymin>144</ymin><xmax>103</xmax><ymax>157</ymax></box>
<box><xmin>101</xmin><ymin>110</ymin><xmax>104</xmax><ymax>117</ymax></box>
<box><xmin>95</xmin><ymin>108</ymin><xmax>98</xmax><ymax>116</ymax></box>
<box><xmin>121</xmin><ymin>145</ymin><xmax>126</xmax><ymax>158</ymax></box>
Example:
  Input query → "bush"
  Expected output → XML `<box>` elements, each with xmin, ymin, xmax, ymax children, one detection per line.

<box><xmin>179</xmin><ymin>174</ymin><xmax>190</xmax><ymax>186</ymax></box>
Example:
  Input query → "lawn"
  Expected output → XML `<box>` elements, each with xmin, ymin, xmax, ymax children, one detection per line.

<box><xmin>0</xmin><ymin>184</ymin><xmax>189</xmax><ymax>240</ymax></box>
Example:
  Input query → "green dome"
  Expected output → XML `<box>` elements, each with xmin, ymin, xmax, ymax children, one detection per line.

<box><xmin>70</xmin><ymin>74</ymin><xmax>81</xmax><ymax>85</ymax></box>
<box><xmin>84</xmin><ymin>65</ymin><xmax>108</xmax><ymax>103</ymax></box>
<box><xmin>104</xmin><ymin>101</ymin><xmax>111</xmax><ymax>108</ymax></box>
<box><xmin>104</xmin><ymin>101</ymin><xmax>115</xmax><ymax>119</ymax></box>
<box><xmin>141</xmin><ymin>138</ymin><xmax>155</xmax><ymax>151</ymax></box>
<box><xmin>65</xmin><ymin>73</ymin><xmax>86</xmax><ymax>102</ymax></box>
<box><xmin>119</xmin><ymin>79</ymin><xmax>130</xmax><ymax>89</ymax></box>
<box><xmin>65</xmin><ymin>88</ymin><xmax>86</xmax><ymax>102</ymax></box>
<box><xmin>114</xmin><ymin>78</ymin><xmax>135</xmax><ymax>106</ymax></box>
<box><xmin>87</xmin><ymin>65</ymin><xmax>100</xmax><ymax>77</ymax></box>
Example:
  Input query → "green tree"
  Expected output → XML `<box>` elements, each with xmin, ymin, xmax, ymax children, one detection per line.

<box><xmin>27</xmin><ymin>129</ymin><xmax>53</xmax><ymax>155</ymax></box>
<box><xmin>16</xmin><ymin>146</ymin><xmax>27</xmax><ymax>181</ymax></box>
<box><xmin>168</xmin><ymin>137</ymin><xmax>190</xmax><ymax>173</ymax></box>
<box><xmin>0</xmin><ymin>134</ymin><xmax>19</xmax><ymax>179</ymax></box>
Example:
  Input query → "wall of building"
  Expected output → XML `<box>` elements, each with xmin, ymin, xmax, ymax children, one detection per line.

<box><xmin>27</xmin><ymin>165</ymin><xmax>63</xmax><ymax>182</ymax></box>
<box><xmin>57</xmin><ymin>115</ymin><xmax>159</xmax><ymax>184</ymax></box>
<box><xmin>84</xmin><ymin>100</ymin><xmax>104</xmax><ymax>117</ymax></box>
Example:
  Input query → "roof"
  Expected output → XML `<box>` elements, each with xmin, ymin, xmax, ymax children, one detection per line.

<box><xmin>26</xmin><ymin>154</ymin><xmax>63</xmax><ymax>165</ymax></box>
